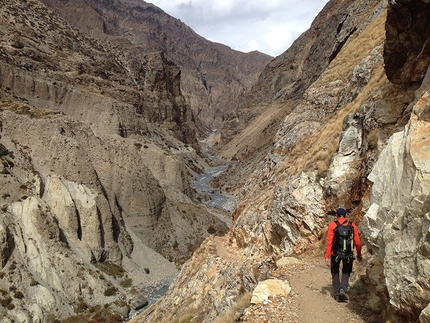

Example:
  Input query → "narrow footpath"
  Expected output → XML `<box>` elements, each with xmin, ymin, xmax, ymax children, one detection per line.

<box><xmin>238</xmin><ymin>255</ymin><xmax>381</xmax><ymax>323</ymax></box>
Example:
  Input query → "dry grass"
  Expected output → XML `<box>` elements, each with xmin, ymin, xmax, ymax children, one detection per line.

<box><xmin>316</xmin><ymin>10</ymin><xmax>387</xmax><ymax>85</ymax></box>
<box><xmin>282</xmin><ymin>9</ymin><xmax>389</xmax><ymax>178</ymax></box>
<box><xmin>0</xmin><ymin>99</ymin><xmax>63</xmax><ymax>118</ymax></box>
<box><xmin>217</xmin><ymin>103</ymin><xmax>287</xmax><ymax>161</ymax></box>
<box><xmin>153</xmin><ymin>306</ymin><xmax>203</xmax><ymax>323</ymax></box>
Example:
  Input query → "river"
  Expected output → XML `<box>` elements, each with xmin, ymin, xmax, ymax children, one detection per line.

<box><xmin>126</xmin><ymin>143</ymin><xmax>236</xmax><ymax>321</ymax></box>
<box><xmin>193</xmin><ymin>156</ymin><xmax>236</xmax><ymax>213</ymax></box>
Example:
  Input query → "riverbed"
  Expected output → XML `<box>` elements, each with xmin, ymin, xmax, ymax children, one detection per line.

<box><xmin>193</xmin><ymin>158</ymin><xmax>236</xmax><ymax>213</ymax></box>
<box><xmin>127</xmin><ymin>149</ymin><xmax>236</xmax><ymax>321</ymax></box>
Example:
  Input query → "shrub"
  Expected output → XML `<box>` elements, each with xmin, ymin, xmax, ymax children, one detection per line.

<box><xmin>104</xmin><ymin>287</ymin><xmax>117</xmax><ymax>297</ymax></box>
<box><xmin>1</xmin><ymin>296</ymin><xmax>12</xmax><ymax>307</ymax></box>
<box><xmin>173</xmin><ymin>241</ymin><xmax>179</xmax><ymax>249</ymax></box>
<box><xmin>75</xmin><ymin>301</ymin><xmax>88</xmax><ymax>313</ymax></box>
<box><xmin>95</xmin><ymin>261</ymin><xmax>124</xmax><ymax>277</ymax></box>
<box><xmin>207</xmin><ymin>226</ymin><xmax>216</xmax><ymax>234</ymax></box>
<box><xmin>119</xmin><ymin>278</ymin><xmax>132</xmax><ymax>288</ymax></box>
<box><xmin>14</xmin><ymin>291</ymin><xmax>24</xmax><ymax>299</ymax></box>
<box><xmin>0</xmin><ymin>169</ymin><xmax>10</xmax><ymax>175</ymax></box>
<box><xmin>0</xmin><ymin>144</ymin><xmax>10</xmax><ymax>157</ymax></box>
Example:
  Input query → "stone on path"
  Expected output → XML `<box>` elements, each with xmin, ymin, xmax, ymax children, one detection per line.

<box><xmin>250</xmin><ymin>279</ymin><xmax>291</xmax><ymax>304</ymax></box>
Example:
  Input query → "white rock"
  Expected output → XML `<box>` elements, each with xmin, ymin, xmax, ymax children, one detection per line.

<box><xmin>250</xmin><ymin>279</ymin><xmax>291</xmax><ymax>304</ymax></box>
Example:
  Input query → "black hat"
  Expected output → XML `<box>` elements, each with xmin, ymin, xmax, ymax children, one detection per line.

<box><xmin>336</xmin><ymin>208</ymin><xmax>346</xmax><ymax>216</ymax></box>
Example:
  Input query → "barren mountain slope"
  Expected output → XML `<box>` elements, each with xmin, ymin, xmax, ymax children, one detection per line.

<box><xmin>39</xmin><ymin>0</ymin><xmax>273</xmax><ymax>131</ymax></box>
<box><xmin>134</xmin><ymin>0</ymin><xmax>430</xmax><ymax>322</ymax></box>
<box><xmin>213</xmin><ymin>0</ymin><xmax>389</xmax><ymax>199</ymax></box>
<box><xmin>0</xmin><ymin>0</ymin><xmax>229</xmax><ymax>321</ymax></box>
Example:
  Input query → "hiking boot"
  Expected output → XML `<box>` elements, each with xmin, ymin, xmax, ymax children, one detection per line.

<box><xmin>334</xmin><ymin>295</ymin><xmax>340</xmax><ymax>302</ymax></box>
<box><xmin>339</xmin><ymin>289</ymin><xmax>348</xmax><ymax>302</ymax></box>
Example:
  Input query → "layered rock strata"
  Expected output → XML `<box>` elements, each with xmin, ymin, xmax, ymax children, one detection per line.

<box><xmin>39</xmin><ymin>0</ymin><xmax>273</xmax><ymax>130</ymax></box>
<box><xmin>135</xmin><ymin>0</ymin><xmax>430</xmax><ymax>322</ymax></box>
<box><xmin>0</xmin><ymin>0</ymin><xmax>229</xmax><ymax>321</ymax></box>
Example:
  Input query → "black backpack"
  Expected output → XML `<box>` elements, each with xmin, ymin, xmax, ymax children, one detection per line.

<box><xmin>333</xmin><ymin>220</ymin><xmax>354</xmax><ymax>259</ymax></box>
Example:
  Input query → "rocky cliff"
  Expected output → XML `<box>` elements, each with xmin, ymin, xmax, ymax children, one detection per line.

<box><xmin>134</xmin><ymin>0</ymin><xmax>430</xmax><ymax>322</ymax></box>
<box><xmin>38</xmin><ymin>0</ymin><xmax>273</xmax><ymax>131</ymax></box>
<box><xmin>2</xmin><ymin>0</ymin><xmax>430</xmax><ymax>321</ymax></box>
<box><xmin>0</xmin><ymin>0</ymin><xmax>229</xmax><ymax>321</ymax></box>
<box><xmin>361</xmin><ymin>0</ymin><xmax>430</xmax><ymax>321</ymax></box>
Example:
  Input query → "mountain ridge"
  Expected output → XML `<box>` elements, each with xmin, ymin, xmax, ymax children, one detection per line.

<box><xmin>134</xmin><ymin>0</ymin><xmax>430</xmax><ymax>322</ymax></box>
<box><xmin>39</xmin><ymin>0</ymin><xmax>273</xmax><ymax>131</ymax></box>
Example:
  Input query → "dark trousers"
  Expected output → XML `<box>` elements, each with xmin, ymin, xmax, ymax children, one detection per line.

<box><xmin>330</xmin><ymin>255</ymin><xmax>353</xmax><ymax>297</ymax></box>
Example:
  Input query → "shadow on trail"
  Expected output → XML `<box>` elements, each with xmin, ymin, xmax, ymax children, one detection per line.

<box><xmin>345</xmin><ymin>277</ymin><xmax>383</xmax><ymax>323</ymax></box>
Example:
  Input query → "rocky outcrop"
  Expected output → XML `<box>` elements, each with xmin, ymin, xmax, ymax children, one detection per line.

<box><xmin>39</xmin><ymin>0</ymin><xmax>273</xmax><ymax>130</ymax></box>
<box><xmin>216</xmin><ymin>0</ymin><xmax>387</xmax><ymax>149</ymax></box>
<box><xmin>213</xmin><ymin>0</ymin><xmax>389</xmax><ymax>197</ymax></box>
<box><xmin>133</xmin><ymin>0</ymin><xmax>430</xmax><ymax>322</ymax></box>
<box><xmin>0</xmin><ymin>0</ymin><xmax>197</xmax><ymax>147</ymax></box>
<box><xmin>384</xmin><ymin>0</ymin><xmax>430</xmax><ymax>84</ymax></box>
<box><xmin>250</xmin><ymin>279</ymin><xmax>291</xmax><ymax>304</ymax></box>
<box><xmin>362</xmin><ymin>86</ymin><xmax>430</xmax><ymax>321</ymax></box>
<box><xmin>2</xmin><ymin>0</ymin><xmax>430</xmax><ymax>321</ymax></box>
<box><xmin>134</xmin><ymin>1</ymin><xmax>394</xmax><ymax>322</ymax></box>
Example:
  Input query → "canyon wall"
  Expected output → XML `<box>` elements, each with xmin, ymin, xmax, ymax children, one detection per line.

<box><xmin>39</xmin><ymin>0</ymin><xmax>273</xmax><ymax>130</ymax></box>
<box><xmin>136</xmin><ymin>0</ymin><xmax>430</xmax><ymax>322</ymax></box>
<box><xmin>0</xmin><ymin>0</ymin><xmax>228</xmax><ymax>321</ymax></box>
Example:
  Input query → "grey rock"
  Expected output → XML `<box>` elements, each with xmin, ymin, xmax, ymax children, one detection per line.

<box><xmin>131</xmin><ymin>294</ymin><xmax>149</xmax><ymax>311</ymax></box>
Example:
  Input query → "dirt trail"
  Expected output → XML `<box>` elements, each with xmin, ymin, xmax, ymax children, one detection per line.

<box><xmin>287</xmin><ymin>256</ymin><xmax>374</xmax><ymax>323</ymax></box>
<box><xmin>239</xmin><ymin>255</ymin><xmax>380</xmax><ymax>323</ymax></box>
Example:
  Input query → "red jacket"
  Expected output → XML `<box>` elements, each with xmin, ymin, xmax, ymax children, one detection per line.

<box><xmin>324</xmin><ymin>216</ymin><xmax>362</xmax><ymax>259</ymax></box>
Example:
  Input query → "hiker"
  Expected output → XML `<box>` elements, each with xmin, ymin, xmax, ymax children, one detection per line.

<box><xmin>324</xmin><ymin>208</ymin><xmax>362</xmax><ymax>302</ymax></box>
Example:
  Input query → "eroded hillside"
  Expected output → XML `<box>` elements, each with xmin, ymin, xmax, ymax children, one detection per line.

<box><xmin>39</xmin><ymin>0</ymin><xmax>273</xmax><ymax>131</ymax></box>
<box><xmin>0</xmin><ymin>0</ymin><xmax>230</xmax><ymax>321</ymax></box>
<box><xmin>135</xmin><ymin>0</ymin><xmax>430</xmax><ymax>322</ymax></box>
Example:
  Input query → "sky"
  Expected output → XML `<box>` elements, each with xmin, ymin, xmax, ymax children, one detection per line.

<box><xmin>147</xmin><ymin>0</ymin><xmax>330</xmax><ymax>57</ymax></box>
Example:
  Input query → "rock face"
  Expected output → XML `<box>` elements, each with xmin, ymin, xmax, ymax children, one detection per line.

<box><xmin>384</xmin><ymin>0</ymin><xmax>430</xmax><ymax>84</ymax></box>
<box><xmin>362</xmin><ymin>102</ymin><xmax>430</xmax><ymax>320</ymax></box>
<box><xmin>0</xmin><ymin>0</ymin><xmax>229</xmax><ymax>321</ymax></box>
<box><xmin>134</xmin><ymin>0</ymin><xmax>430</xmax><ymax>322</ymax></box>
<box><xmin>360</xmin><ymin>1</ymin><xmax>430</xmax><ymax>321</ymax></box>
<box><xmin>2</xmin><ymin>0</ymin><xmax>430</xmax><ymax>321</ymax></box>
<box><xmin>39</xmin><ymin>0</ymin><xmax>273</xmax><ymax>130</ymax></box>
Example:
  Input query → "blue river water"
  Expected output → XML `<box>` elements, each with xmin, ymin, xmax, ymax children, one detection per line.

<box><xmin>193</xmin><ymin>160</ymin><xmax>236</xmax><ymax>212</ymax></box>
<box><xmin>127</xmin><ymin>155</ymin><xmax>235</xmax><ymax>321</ymax></box>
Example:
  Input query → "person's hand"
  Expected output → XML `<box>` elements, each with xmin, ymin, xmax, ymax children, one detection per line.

<box><xmin>325</xmin><ymin>257</ymin><xmax>330</xmax><ymax>267</ymax></box>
